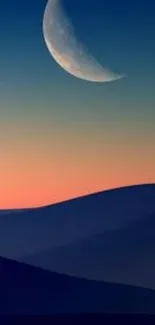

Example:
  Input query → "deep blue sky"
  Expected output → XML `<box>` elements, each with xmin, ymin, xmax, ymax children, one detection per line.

<box><xmin>0</xmin><ymin>0</ymin><xmax>155</xmax><ymax>207</ymax></box>
<box><xmin>1</xmin><ymin>0</ymin><xmax>155</xmax><ymax>114</ymax></box>
<box><xmin>1</xmin><ymin>0</ymin><xmax>155</xmax><ymax>119</ymax></box>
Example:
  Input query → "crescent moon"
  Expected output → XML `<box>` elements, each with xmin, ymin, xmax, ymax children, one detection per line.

<box><xmin>43</xmin><ymin>0</ymin><xmax>124</xmax><ymax>83</ymax></box>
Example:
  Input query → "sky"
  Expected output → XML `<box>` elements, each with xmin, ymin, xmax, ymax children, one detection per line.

<box><xmin>0</xmin><ymin>0</ymin><xmax>155</xmax><ymax>208</ymax></box>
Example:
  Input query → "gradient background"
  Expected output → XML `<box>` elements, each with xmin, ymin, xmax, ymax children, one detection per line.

<box><xmin>0</xmin><ymin>0</ymin><xmax>155</xmax><ymax>208</ymax></box>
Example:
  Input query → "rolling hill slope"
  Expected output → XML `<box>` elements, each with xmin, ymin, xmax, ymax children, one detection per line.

<box><xmin>0</xmin><ymin>184</ymin><xmax>155</xmax><ymax>259</ymax></box>
<box><xmin>1</xmin><ymin>257</ymin><xmax>155</xmax><ymax>314</ymax></box>
<box><xmin>21</xmin><ymin>212</ymin><xmax>155</xmax><ymax>289</ymax></box>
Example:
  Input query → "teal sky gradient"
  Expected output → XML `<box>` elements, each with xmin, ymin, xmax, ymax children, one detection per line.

<box><xmin>0</xmin><ymin>0</ymin><xmax>154</xmax><ymax>207</ymax></box>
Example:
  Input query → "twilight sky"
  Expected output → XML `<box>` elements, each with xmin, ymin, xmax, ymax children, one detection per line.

<box><xmin>0</xmin><ymin>0</ymin><xmax>155</xmax><ymax>208</ymax></box>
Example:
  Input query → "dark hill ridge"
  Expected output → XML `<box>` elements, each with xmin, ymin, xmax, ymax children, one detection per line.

<box><xmin>22</xmin><ymin>212</ymin><xmax>155</xmax><ymax>289</ymax></box>
<box><xmin>1</xmin><ymin>256</ymin><xmax>155</xmax><ymax>314</ymax></box>
<box><xmin>0</xmin><ymin>184</ymin><xmax>155</xmax><ymax>259</ymax></box>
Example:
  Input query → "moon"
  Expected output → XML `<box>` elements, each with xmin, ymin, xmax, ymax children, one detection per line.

<box><xmin>43</xmin><ymin>0</ymin><xmax>123</xmax><ymax>83</ymax></box>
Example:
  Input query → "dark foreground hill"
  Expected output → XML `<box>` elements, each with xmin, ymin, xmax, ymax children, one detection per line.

<box><xmin>0</xmin><ymin>184</ymin><xmax>155</xmax><ymax>259</ymax></box>
<box><xmin>0</xmin><ymin>257</ymin><xmax>155</xmax><ymax>314</ymax></box>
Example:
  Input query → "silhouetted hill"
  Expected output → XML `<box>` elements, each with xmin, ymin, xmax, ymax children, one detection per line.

<box><xmin>1</xmin><ymin>257</ymin><xmax>155</xmax><ymax>314</ymax></box>
<box><xmin>0</xmin><ymin>184</ymin><xmax>155</xmax><ymax>259</ymax></box>
<box><xmin>21</xmin><ymin>212</ymin><xmax>155</xmax><ymax>289</ymax></box>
